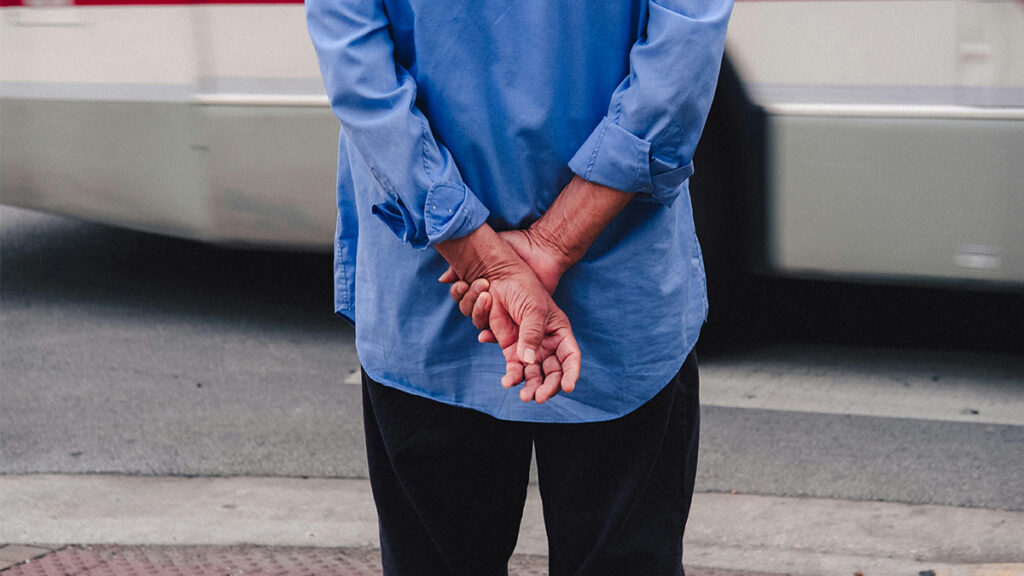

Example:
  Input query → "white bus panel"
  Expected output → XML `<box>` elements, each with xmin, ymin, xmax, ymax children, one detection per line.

<box><xmin>727</xmin><ymin>0</ymin><xmax>1024</xmax><ymax>286</ymax></box>
<box><xmin>2</xmin><ymin>0</ymin><xmax>1022</xmax><ymax>285</ymax></box>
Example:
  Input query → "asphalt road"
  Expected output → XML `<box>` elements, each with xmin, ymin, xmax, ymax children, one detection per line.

<box><xmin>2</xmin><ymin>206</ymin><xmax>1023</xmax><ymax>511</ymax></box>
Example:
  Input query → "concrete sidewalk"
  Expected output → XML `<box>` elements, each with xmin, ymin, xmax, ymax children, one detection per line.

<box><xmin>1</xmin><ymin>475</ymin><xmax>1022</xmax><ymax>575</ymax></box>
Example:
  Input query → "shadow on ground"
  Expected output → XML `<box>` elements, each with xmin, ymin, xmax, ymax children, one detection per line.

<box><xmin>2</xmin><ymin>207</ymin><xmax>337</xmax><ymax>334</ymax></box>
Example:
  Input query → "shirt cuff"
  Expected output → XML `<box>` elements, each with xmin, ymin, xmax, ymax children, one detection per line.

<box><xmin>371</xmin><ymin>182</ymin><xmax>489</xmax><ymax>249</ymax></box>
<box><xmin>568</xmin><ymin>116</ymin><xmax>693</xmax><ymax>207</ymax></box>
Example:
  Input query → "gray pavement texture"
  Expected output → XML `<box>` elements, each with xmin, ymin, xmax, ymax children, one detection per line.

<box><xmin>700</xmin><ymin>406</ymin><xmax>1024</xmax><ymax>511</ymax></box>
<box><xmin>4</xmin><ymin>206</ymin><xmax>1024</xmax><ymax>510</ymax></box>
<box><xmin>1</xmin><ymin>206</ymin><xmax>367</xmax><ymax>477</ymax></box>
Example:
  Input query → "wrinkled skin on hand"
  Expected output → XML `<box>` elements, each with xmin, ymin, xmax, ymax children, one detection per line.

<box><xmin>436</xmin><ymin>225</ymin><xmax>580</xmax><ymax>403</ymax></box>
<box><xmin>439</xmin><ymin>226</ymin><xmax>579</xmax><ymax>403</ymax></box>
<box><xmin>438</xmin><ymin>176</ymin><xmax>633</xmax><ymax>403</ymax></box>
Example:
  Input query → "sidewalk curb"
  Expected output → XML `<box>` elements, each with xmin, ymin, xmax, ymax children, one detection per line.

<box><xmin>1</xmin><ymin>475</ymin><xmax>1021</xmax><ymax>576</ymax></box>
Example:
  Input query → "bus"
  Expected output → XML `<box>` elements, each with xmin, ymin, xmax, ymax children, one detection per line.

<box><xmin>3</xmin><ymin>0</ymin><xmax>1022</xmax><ymax>293</ymax></box>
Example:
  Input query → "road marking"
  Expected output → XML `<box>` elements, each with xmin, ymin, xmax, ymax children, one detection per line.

<box><xmin>700</xmin><ymin>345</ymin><xmax>1024</xmax><ymax>426</ymax></box>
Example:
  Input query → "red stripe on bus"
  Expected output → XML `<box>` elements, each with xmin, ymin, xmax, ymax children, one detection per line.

<box><xmin>0</xmin><ymin>0</ymin><xmax>969</xmax><ymax>6</ymax></box>
<box><xmin>0</xmin><ymin>0</ymin><xmax>302</xmax><ymax>5</ymax></box>
<box><xmin>3</xmin><ymin>0</ymin><xmax>1022</xmax><ymax>7</ymax></box>
<box><xmin>79</xmin><ymin>0</ymin><xmax>301</xmax><ymax>4</ymax></box>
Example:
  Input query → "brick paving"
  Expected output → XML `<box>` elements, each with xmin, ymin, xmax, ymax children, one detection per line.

<box><xmin>0</xmin><ymin>545</ymin><xmax>780</xmax><ymax>576</ymax></box>
<box><xmin>0</xmin><ymin>546</ymin><xmax>555</xmax><ymax>576</ymax></box>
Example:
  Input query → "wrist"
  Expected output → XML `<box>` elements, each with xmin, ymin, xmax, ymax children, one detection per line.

<box><xmin>436</xmin><ymin>224</ymin><xmax>520</xmax><ymax>283</ymax></box>
<box><xmin>530</xmin><ymin>175</ymin><xmax>631</xmax><ymax>269</ymax></box>
<box><xmin>524</xmin><ymin>224</ymin><xmax>577</xmax><ymax>277</ymax></box>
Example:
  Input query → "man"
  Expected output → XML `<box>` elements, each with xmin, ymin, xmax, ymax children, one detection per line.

<box><xmin>307</xmin><ymin>1</ymin><xmax>732</xmax><ymax>574</ymax></box>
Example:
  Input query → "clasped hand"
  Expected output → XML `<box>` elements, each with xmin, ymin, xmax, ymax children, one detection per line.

<box><xmin>434</xmin><ymin>176</ymin><xmax>633</xmax><ymax>404</ymax></box>
<box><xmin>437</xmin><ymin>228</ymin><xmax>580</xmax><ymax>405</ymax></box>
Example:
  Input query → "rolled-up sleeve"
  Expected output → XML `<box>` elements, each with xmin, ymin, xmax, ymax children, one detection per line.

<box><xmin>568</xmin><ymin>0</ymin><xmax>733</xmax><ymax>206</ymax></box>
<box><xmin>306</xmin><ymin>0</ymin><xmax>488</xmax><ymax>249</ymax></box>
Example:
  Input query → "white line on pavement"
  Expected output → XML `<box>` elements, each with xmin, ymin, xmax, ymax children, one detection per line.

<box><xmin>700</xmin><ymin>345</ymin><xmax>1024</xmax><ymax>426</ymax></box>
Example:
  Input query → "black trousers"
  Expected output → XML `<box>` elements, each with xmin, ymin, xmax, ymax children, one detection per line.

<box><xmin>361</xmin><ymin>351</ymin><xmax>700</xmax><ymax>576</ymax></box>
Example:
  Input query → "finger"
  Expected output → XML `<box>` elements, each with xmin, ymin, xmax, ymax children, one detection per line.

<box><xmin>489</xmin><ymin>299</ymin><xmax>519</xmax><ymax>350</ymax></box>
<box><xmin>458</xmin><ymin>278</ymin><xmax>489</xmax><ymax>317</ymax></box>
<box><xmin>516</xmin><ymin>308</ymin><xmax>547</xmax><ymax>366</ymax></box>
<box><xmin>500</xmin><ymin>342</ymin><xmax>517</xmax><ymax>361</ymax></box>
<box><xmin>449</xmin><ymin>281</ymin><xmax>469</xmax><ymax>303</ymax></box>
<box><xmin>502</xmin><ymin>359</ymin><xmax>525</xmax><ymax>388</ymax></box>
<box><xmin>438</xmin><ymin>266</ymin><xmax>458</xmax><ymax>284</ymax></box>
<box><xmin>555</xmin><ymin>328</ymin><xmax>582</xmax><ymax>394</ymax></box>
<box><xmin>535</xmin><ymin>356</ymin><xmax>564</xmax><ymax>404</ymax></box>
<box><xmin>472</xmin><ymin>292</ymin><xmax>492</xmax><ymax>330</ymax></box>
<box><xmin>478</xmin><ymin>329</ymin><xmax>497</xmax><ymax>343</ymax></box>
<box><xmin>519</xmin><ymin>362</ymin><xmax>544</xmax><ymax>402</ymax></box>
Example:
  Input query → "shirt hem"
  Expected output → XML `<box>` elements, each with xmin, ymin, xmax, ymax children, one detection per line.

<box><xmin>358</xmin><ymin>339</ymin><xmax>697</xmax><ymax>424</ymax></box>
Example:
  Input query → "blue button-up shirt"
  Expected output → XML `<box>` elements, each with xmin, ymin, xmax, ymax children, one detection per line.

<box><xmin>307</xmin><ymin>0</ymin><xmax>732</xmax><ymax>423</ymax></box>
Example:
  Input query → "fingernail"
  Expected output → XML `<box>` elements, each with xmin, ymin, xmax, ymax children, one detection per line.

<box><xmin>523</xmin><ymin>348</ymin><xmax>536</xmax><ymax>364</ymax></box>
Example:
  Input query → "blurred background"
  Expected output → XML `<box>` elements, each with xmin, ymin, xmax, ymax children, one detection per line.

<box><xmin>1</xmin><ymin>0</ymin><xmax>1023</xmax><ymax>570</ymax></box>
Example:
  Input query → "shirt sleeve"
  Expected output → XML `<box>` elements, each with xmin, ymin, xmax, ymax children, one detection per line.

<box><xmin>568</xmin><ymin>0</ymin><xmax>733</xmax><ymax>206</ymax></box>
<box><xmin>306</xmin><ymin>0</ymin><xmax>489</xmax><ymax>249</ymax></box>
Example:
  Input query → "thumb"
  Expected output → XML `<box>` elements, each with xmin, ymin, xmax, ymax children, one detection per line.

<box><xmin>489</xmin><ymin>299</ymin><xmax>519</xmax><ymax>349</ymax></box>
<box><xmin>438</xmin><ymin>266</ymin><xmax>458</xmax><ymax>284</ymax></box>
<box><xmin>516</xmin><ymin>307</ymin><xmax>547</xmax><ymax>365</ymax></box>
